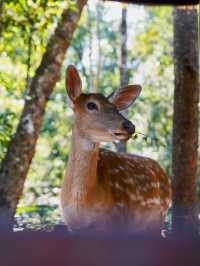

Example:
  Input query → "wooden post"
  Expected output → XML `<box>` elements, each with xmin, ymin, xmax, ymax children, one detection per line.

<box><xmin>172</xmin><ymin>5</ymin><xmax>199</xmax><ymax>236</ymax></box>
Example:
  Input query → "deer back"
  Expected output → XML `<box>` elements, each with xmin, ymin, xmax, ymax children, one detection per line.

<box><xmin>97</xmin><ymin>149</ymin><xmax>171</xmax><ymax>227</ymax></box>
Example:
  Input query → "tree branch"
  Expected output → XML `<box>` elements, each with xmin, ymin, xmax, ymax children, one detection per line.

<box><xmin>0</xmin><ymin>0</ymin><xmax>87</xmax><ymax>230</ymax></box>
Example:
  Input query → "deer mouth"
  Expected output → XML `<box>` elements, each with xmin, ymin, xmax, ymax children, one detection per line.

<box><xmin>112</xmin><ymin>131</ymin><xmax>130</xmax><ymax>140</ymax></box>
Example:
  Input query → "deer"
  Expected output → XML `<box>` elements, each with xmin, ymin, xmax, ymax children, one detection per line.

<box><xmin>60</xmin><ymin>65</ymin><xmax>171</xmax><ymax>234</ymax></box>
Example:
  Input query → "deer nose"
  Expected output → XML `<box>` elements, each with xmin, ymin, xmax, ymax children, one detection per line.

<box><xmin>122</xmin><ymin>121</ymin><xmax>135</xmax><ymax>135</ymax></box>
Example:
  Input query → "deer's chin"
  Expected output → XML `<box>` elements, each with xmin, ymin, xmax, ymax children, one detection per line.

<box><xmin>88</xmin><ymin>132</ymin><xmax>117</xmax><ymax>143</ymax></box>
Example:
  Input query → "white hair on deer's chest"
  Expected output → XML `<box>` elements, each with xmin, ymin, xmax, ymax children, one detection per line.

<box><xmin>62</xmin><ymin>203</ymin><xmax>92</xmax><ymax>229</ymax></box>
<box><xmin>62</xmin><ymin>200</ymin><xmax>104</xmax><ymax>229</ymax></box>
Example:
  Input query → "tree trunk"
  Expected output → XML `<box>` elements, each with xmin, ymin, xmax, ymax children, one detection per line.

<box><xmin>95</xmin><ymin>2</ymin><xmax>102</xmax><ymax>93</ymax></box>
<box><xmin>172</xmin><ymin>5</ymin><xmax>199</xmax><ymax>236</ymax></box>
<box><xmin>0</xmin><ymin>0</ymin><xmax>3</xmax><ymax>39</ymax></box>
<box><xmin>87</xmin><ymin>4</ymin><xmax>94</xmax><ymax>93</ymax></box>
<box><xmin>0</xmin><ymin>0</ymin><xmax>87</xmax><ymax>230</ymax></box>
<box><xmin>115</xmin><ymin>6</ymin><xmax>128</xmax><ymax>153</ymax></box>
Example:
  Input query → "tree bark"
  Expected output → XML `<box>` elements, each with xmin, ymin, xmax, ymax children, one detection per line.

<box><xmin>0</xmin><ymin>0</ymin><xmax>3</xmax><ymax>39</ymax></box>
<box><xmin>172</xmin><ymin>5</ymin><xmax>199</xmax><ymax>236</ymax></box>
<box><xmin>0</xmin><ymin>0</ymin><xmax>87</xmax><ymax>230</ymax></box>
<box><xmin>86</xmin><ymin>4</ymin><xmax>95</xmax><ymax>93</ymax></box>
<box><xmin>115</xmin><ymin>6</ymin><xmax>128</xmax><ymax>153</ymax></box>
<box><xmin>95</xmin><ymin>2</ymin><xmax>102</xmax><ymax>93</ymax></box>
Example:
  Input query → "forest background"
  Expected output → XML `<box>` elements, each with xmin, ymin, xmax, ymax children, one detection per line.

<box><xmin>0</xmin><ymin>0</ymin><xmax>199</xmax><ymax>230</ymax></box>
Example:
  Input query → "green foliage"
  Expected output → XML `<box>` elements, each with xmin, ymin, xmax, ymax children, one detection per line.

<box><xmin>127</xmin><ymin>6</ymin><xmax>173</xmax><ymax>175</ymax></box>
<box><xmin>15</xmin><ymin>205</ymin><xmax>60</xmax><ymax>231</ymax></box>
<box><xmin>0</xmin><ymin>111</ymin><xmax>16</xmax><ymax>160</ymax></box>
<box><xmin>0</xmin><ymin>0</ymin><xmax>65</xmax><ymax>92</ymax></box>
<box><xmin>0</xmin><ymin>2</ymin><xmax>198</xmax><ymax>229</ymax></box>
<box><xmin>68</xmin><ymin>2</ymin><xmax>120</xmax><ymax>94</ymax></box>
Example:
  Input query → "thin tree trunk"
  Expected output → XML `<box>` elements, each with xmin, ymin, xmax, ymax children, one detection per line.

<box><xmin>0</xmin><ymin>0</ymin><xmax>3</xmax><ymax>39</ymax></box>
<box><xmin>172</xmin><ymin>5</ymin><xmax>199</xmax><ymax>236</ymax></box>
<box><xmin>115</xmin><ymin>6</ymin><xmax>128</xmax><ymax>153</ymax></box>
<box><xmin>73</xmin><ymin>45</ymin><xmax>90</xmax><ymax>88</ymax></box>
<box><xmin>0</xmin><ymin>0</ymin><xmax>87</xmax><ymax>230</ymax></box>
<box><xmin>87</xmin><ymin>4</ymin><xmax>94</xmax><ymax>92</ymax></box>
<box><xmin>95</xmin><ymin>2</ymin><xmax>102</xmax><ymax>93</ymax></box>
<box><xmin>25</xmin><ymin>26</ymin><xmax>33</xmax><ymax>89</ymax></box>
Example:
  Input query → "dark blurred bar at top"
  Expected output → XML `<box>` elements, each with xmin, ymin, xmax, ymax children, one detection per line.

<box><xmin>104</xmin><ymin>0</ymin><xmax>199</xmax><ymax>5</ymax></box>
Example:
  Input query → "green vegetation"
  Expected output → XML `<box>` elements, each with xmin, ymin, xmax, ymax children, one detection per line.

<box><xmin>0</xmin><ymin>1</ymin><xmax>198</xmax><ymax>229</ymax></box>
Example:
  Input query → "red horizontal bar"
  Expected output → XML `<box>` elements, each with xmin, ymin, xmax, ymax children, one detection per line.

<box><xmin>0</xmin><ymin>231</ymin><xmax>200</xmax><ymax>266</ymax></box>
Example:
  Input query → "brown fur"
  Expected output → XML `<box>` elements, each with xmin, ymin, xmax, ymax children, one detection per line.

<box><xmin>60</xmin><ymin>65</ymin><xmax>172</xmax><ymax>233</ymax></box>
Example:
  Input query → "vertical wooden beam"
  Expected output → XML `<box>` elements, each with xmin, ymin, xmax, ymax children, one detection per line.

<box><xmin>172</xmin><ymin>5</ymin><xmax>199</xmax><ymax>236</ymax></box>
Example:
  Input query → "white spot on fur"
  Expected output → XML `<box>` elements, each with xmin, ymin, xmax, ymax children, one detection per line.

<box><xmin>145</xmin><ymin>198</ymin><xmax>160</xmax><ymax>205</ymax></box>
<box><xmin>115</xmin><ymin>183</ymin><xmax>123</xmax><ymax>191</ymax></box>
<box><xmin>130</xmin><ymin>194</ymin><xmax>137</xmax><ymax>201</ymax></box>
<box><xmin>149</xmin><ymin>169</ymin><xmax>155</xmax><ymax>175</ymax></box>
<box><xmin>137</xmin><ymin>195</ymin><xmax>144</xmax><ymax>202</ymax></box>
<box><xmin>138</xmin><ymin>175</ymin><xmax>147</xmax><ymax>180</ymax></box>
<box><xmin>141</xmin><ymin>201</ymin><xmax>147</xmax><ymax>207</ymax></box>
<box><xmin>151</xmin><ymin>182</ymin><xmax>160</xmax><ymax>189</ymax></box>
<box><xmin>124</xmin><ymin>178</ymin><xmax>134</xmax><ymax>185</ymax></box>
<box><xmin>140</xmin><ymin>186</ymin><xmax>148</xmax><ymax>192</ymax></box>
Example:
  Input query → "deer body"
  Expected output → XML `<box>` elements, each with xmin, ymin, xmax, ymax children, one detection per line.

<box><xmin>61</xmin><ymin>66</ymin><xmax>171</xmax><ymax>233</ymax></box>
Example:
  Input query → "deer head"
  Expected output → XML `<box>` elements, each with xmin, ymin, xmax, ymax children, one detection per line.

<box><xmin>66</xmin><ymin>65</ymin><xmax>141</xmax><ymax>143</ymax></box>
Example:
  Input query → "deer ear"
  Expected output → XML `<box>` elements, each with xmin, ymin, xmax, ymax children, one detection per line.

<box><xmin>108</xmin><ymin>85</ymin><xmax>142</xmax><ymax>111</ymax></box>
<box><xmin>66</xmin><ymin>65</ymin><xmax>82</xmax><ymax>103</ymax></box>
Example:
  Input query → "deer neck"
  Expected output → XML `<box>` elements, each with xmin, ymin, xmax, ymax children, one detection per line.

<box><xmin>63</xmin><ymin>124</ymin><xmax>99</xmax><ymax>205</ymax></box>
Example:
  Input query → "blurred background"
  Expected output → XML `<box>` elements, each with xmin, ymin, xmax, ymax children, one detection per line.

<box><xmin>0</xmin><ymin>0</ymin><xmax>199</xmax><ymax>230</ymax></box>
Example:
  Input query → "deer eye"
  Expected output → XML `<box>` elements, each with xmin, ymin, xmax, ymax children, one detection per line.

<box><xmin>87</xmin><ymin>102</ymin><xmax>98</xmax><ymax>111</ymax></box>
